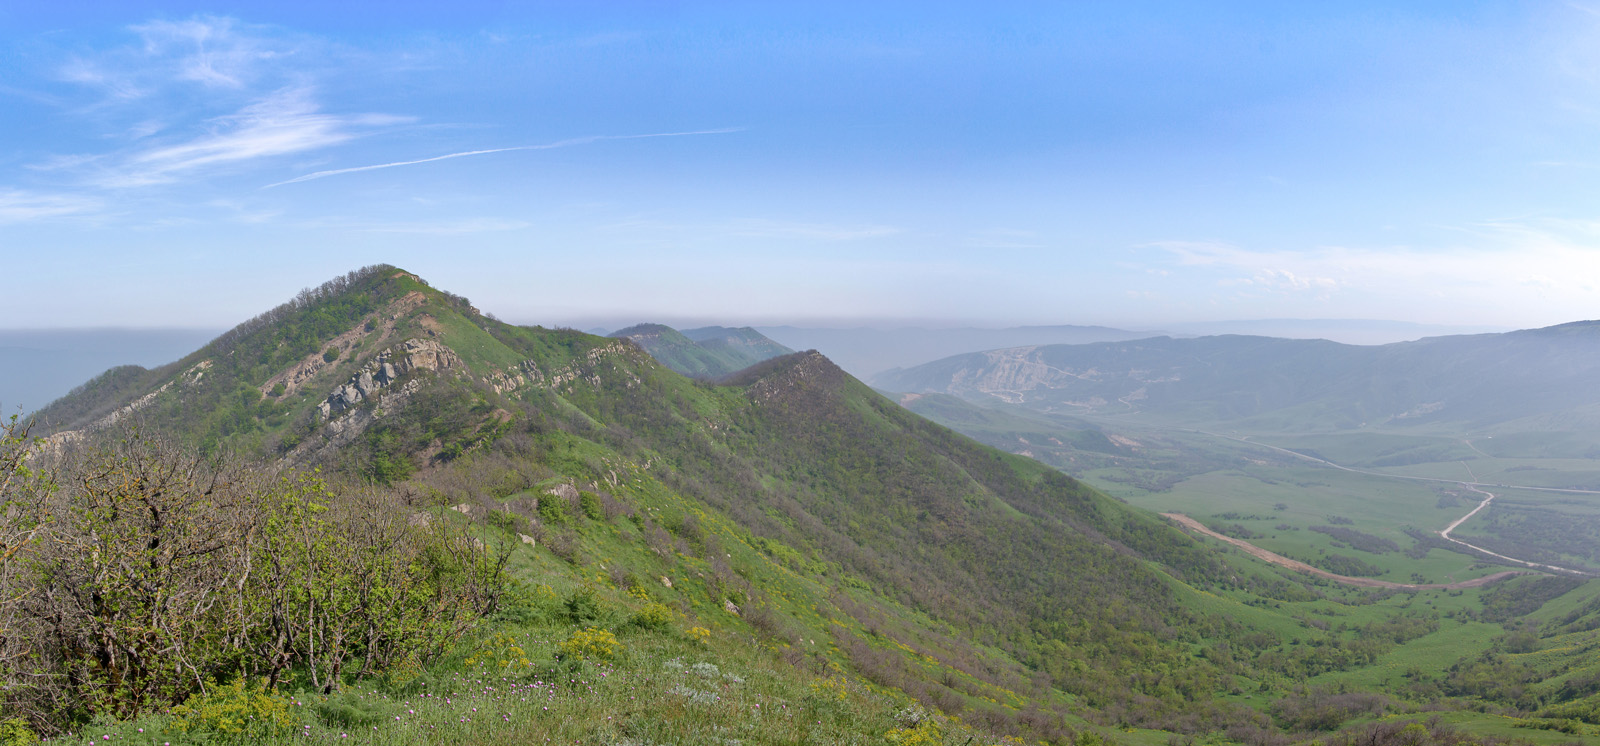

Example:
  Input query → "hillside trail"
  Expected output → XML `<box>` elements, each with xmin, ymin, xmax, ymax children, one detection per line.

<box><xmin>1162</xmin><ymin>512</ymin><xmax>1529</xmax><ymax>590</ymax></box>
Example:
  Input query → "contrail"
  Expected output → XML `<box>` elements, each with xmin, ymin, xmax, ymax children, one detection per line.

<box><xmin>263</xmin><ymin>128</ymin><xmax>742</xmax><ymax>188</ymax></box>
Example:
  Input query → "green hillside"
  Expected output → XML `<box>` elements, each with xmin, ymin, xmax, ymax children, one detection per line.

<box><xmin>10</xmin><ymin>266</ymin><xmax>1600</xmax><ymax>745</ymax></box>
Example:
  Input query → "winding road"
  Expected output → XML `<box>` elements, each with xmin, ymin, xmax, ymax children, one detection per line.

<box><xmin>1164</xmin><ymin>430</ymin><xmax>1600</xmax><ymax>582</ymax></box>
<box><xmin>1162</xmin><ymin>512</ymin><xmax>1530</xmax><ymax>590</ymax></box>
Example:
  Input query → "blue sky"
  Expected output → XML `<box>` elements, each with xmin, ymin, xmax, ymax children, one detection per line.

<box><xmin>5</xmin><ymin>1</ymin><xmax>1600</xmax><ymax>331</ymax></box>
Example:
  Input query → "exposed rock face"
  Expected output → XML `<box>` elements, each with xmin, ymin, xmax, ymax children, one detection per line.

<box><xmin>482</xmin><ymin>340</ymin><xmax>643</xmax><ymax>395</ymax></box>
<box><xmin>545</xmin><ymin>483</ymin><xmax>579</xmax><ymax>501</ymax></box>
<box><xmin>316</xmin><ymin>338</ymin><xmax>461</xmax><ymax>419</ymax></box>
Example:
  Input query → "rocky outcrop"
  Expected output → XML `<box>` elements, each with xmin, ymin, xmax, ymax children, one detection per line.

<box><xmin>483</xmin><ymin>341</ymin><xmax>643</xmax><ymax>396</ymax></box>
<box><xmin>545</xmin><ymin>483</ymin><xmax>579</xmax><ymax>501</ymax></box>
<box><xmin>316</xmin><ymin>338</ymin><xmax>461</xmax><ymax>419</ymax></box>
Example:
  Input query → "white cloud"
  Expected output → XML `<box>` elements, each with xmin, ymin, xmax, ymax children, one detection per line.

<box><xmin>94</xmin><ymin>87</ymin><xmax>407</xmax><ymax>188</ymax></box>
<box><xmin>0</xmin><ymin>189</ymin><xmax>99</xmax><ymax>223</ymax></box>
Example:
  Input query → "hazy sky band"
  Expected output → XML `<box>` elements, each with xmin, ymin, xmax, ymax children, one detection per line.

<box><xmin>3</xmin><ymin>2</ymin><xmax>1600</xmax><ymax>330</ymax></box>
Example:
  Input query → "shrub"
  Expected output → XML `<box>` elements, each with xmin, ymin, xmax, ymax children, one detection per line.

<box><xmin>538</xmin><ymin>496</ymin><xmax>567</xmax><ymax>525</ymax></box>
<box><xmin>169</xmin><ymin>679</ymin><xmax>299</xmax><ymax>742</ymax></box>
<box><xmin>629</xmin><ymin>602</ymin><xmax>675</xmax><ymax>631</ymax></box>
<box><xmin>486</xmin><ymin>509</ymin><xmax>522</xmax><ymax>534</ymax></box>
<box><xmin>322</xmin><ymin>347</ymin><xmax>340</xmax><ymax>363</ymax></box>
<box><xmin>563</xmin><ymin>586</ymin><xmax>605</xmax><ymax>625</ymax></box>
<box><xmin>560</xmin><ymin>627</ymin><xmax>622</xmax><ymax>661</ymax></box>
<box><xmin>0</xmin><ymin>719</ymin><xmax>36</xmax><ymax>746</ymax></box>
<box><xmin>579</xmin><ymin>490</ymin><xmax>604</xmax><ymax>521</ymax></box>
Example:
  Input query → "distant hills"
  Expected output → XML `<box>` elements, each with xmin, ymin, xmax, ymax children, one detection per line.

<box><xmin>2</xmin><ymin>319</ymin><xmax>1499</xmax><ymax>417</ymax></box>
<box><xmin>754</xmin><ymin>324</ymin><xmax>1154</xmax><ymax>379</ymax></box>
<box><xmin>608</xmin><ymin>323</ymin><xmax>792</xmax><ymax>379</ymax></box>
<box><xmin>0</xmin><ymin>328</ymin><xmax>221</xmax><ymax>417</ymax></box>
<box><xmin>874</xmin><ymin>321</ymin><xmax>1600</xmax><ymax>435</ymax></box>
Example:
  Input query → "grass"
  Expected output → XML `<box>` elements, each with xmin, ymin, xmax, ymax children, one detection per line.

<box><xmin>52</xmin><ymin>624</ymin><xmax>961</xmax><ymax>746</ymax></box>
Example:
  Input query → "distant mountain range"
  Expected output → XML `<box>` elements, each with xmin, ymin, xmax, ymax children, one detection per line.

<box><xmin>753</xmin><ymin>324</ymin><xmax>1154</xmax><ymax>379</ymax></box>
<box><xmin>2</xmin><ymin>319</ymin><xmax>1499</xmax><ymax>417</ymax></box>
<box><xmin>608</xmin><ymin>323</ymin><xmax>793</xmax><ymax>379</ymax></box>
<box><xmin>874</xmin><ymin>321</ymin><xmax>1600</xmax><ymax>434</ymax></box>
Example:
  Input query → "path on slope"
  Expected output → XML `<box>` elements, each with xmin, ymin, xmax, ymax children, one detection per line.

<box><xmin>1162</xmin><ymin>512</ymin><xmax>1528</xmax><ymax>590</ymax></box>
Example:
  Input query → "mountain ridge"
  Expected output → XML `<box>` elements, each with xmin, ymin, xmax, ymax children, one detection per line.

<box><xmin>874</xmin><ymin>323</ymin><xmax>1600</xmax><ymax>433</ymax></box>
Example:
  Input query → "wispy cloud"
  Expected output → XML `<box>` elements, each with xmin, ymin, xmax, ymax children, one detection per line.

<box><xmin>263</xmin><ymin>128</ymin><xmax>743</xmax><ymax>188</ymax></box>
<box><xmin>57</xmin><ymin>16</ymin><xmax>284</xmax><ymax>103</ymax></box>
<box><xmin>93</xmin><ymin>88</ymin><xmax>408</xmax><ymax>188</ymax></box>
<box><xmin>0</xmin><ymin>189</ymin><xmax>99</xmax><ymax>224</ymax></box>
<box><xmin>31</xmin><ymin>16</ymin><xmax>405</xmax><ymax>192</ymax></box>
<box><xmin>131</xmin><ymin>17</ymin><xmax>280</xmax><ymax>89</ymax></box>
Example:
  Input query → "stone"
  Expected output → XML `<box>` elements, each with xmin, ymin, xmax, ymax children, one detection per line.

<box><xmin>545</xmin><ymin>483</ymin><xmax>579</xmax><ymax>501</ymax></box>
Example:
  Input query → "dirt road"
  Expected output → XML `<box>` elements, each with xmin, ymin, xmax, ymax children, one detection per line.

<box><xmin>1162</xmin><ymin>512</ymin><xmax>1529</xmax><ymax>590</ymax></box>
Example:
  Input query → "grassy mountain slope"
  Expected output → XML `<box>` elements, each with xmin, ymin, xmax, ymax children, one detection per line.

<box><xmin>27</xmin><ymin>266</ymin><xmax>1600</xmax><ymax>744</ymax></box>
<box><xmin>609</xmin><ymin>323</ymin><xmax>792</xmax><ymax>379</ymax></box>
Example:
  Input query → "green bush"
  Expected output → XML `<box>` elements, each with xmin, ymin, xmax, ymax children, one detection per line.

<box><xmin>322</xmin><ymin>347</ymin><xmax>340</xmax><ymax>363</ymax></box>
<box><xmin>579</xmin><ymin>490</ymin><xmax>604</xmax><ymax>521</ymax></box>
<box><xmin>563</xmin><ymin>586</ymin><xmax>605</xmax><ymax>626</ymax></box>
<box><xmin>538</xmin><ymin>496</ymin><xmax>567</xmax><ymax>525</ymax></box>
<box><xmin>0</xmin><ymin>718</ymin><xmax>36</xmax><ymax>746</ymax></box>
<box><xmin>559</xmin><ymin>627</ymin><xmax>621</xmax><ymax>661</ymax></box>
<box><xmin>629</xmin><ymin>602</ymin><xmax>675</xmax><ymax>631</ymax></box>
<box><xmin>486</xmin><ymin>509</ymin><xmax>521</xmax><ymax>534</ymax></box>
<box><xmin>169</xmin><ymin>679</ymin><xmax>299</xmax><ymax>742</ymax></box>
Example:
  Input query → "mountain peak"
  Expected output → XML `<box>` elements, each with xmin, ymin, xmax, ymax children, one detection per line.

<box><xmin>720</xmin><ymin>349</ymin><xmax>850</xmax><ymax>407</ymax></box>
